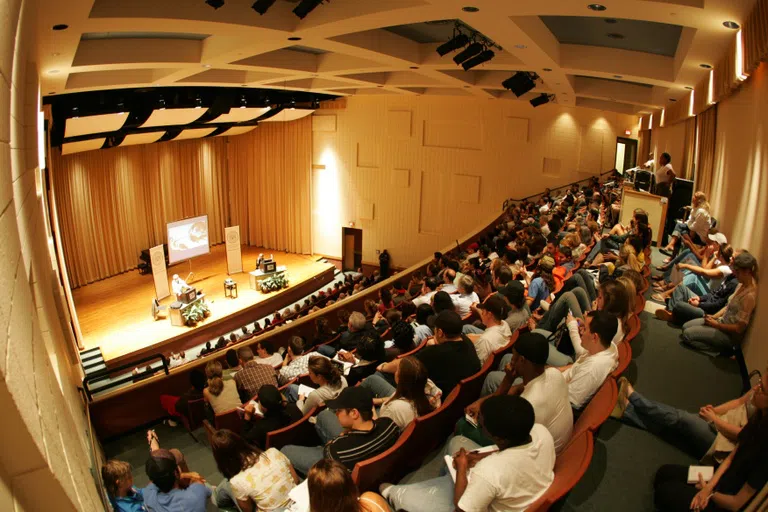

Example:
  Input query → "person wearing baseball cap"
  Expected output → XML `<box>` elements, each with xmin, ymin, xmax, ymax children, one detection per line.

<box><xmin>526</xmin><ymin>255</ymin><xmax>556</xmax><ymax>311</ymax></box>
<box><xmin>280</xmin><ymin>386</ymin><xmax>400</xmax><ymax>476</ymax></box>
<box><xmin>457</xmin><ymin>332</ymin><xmax>573</xmax><ymax>454</ymax></box>
<box><xmin>470</xmin><ymin>294</ymin><xmax>513</xmax><ymax>364</ymax></box>
<box><xmin>497</xmin><ymin>281</ymin><xmax>531</xmax><ymax>331</ymax></box>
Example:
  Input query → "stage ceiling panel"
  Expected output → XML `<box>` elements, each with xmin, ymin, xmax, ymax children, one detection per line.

<box><xmin>140</xmin><ymin>107</ymin><xmax>209</xmax><ymax>128</ymax></box>
<box><xmin>174</xmin><ymin>127</ymin><xmax>217</xmax><ymax>140</ymax></box>
<box><xmin>207</xmin><ymin>107</ymin><xmax>271</xmax><ymax>124</ymax></box>
<box><xmin>120</xmin><ymin>132</ymin><xmax>165</xmax><ymax>146</ymax></box>
<box><xmin>215</xmin><ymin>126</ymin><xmax>257</xmax><ymax>137</ymax></box>
<box><xmin>61</xmin><ymin>138</ymin><xmax>106</xmax><ymax>155</ymax></box>
<box><xmin>261</xmin><ymin>109</ymin><xmax>315</xmax><ymax>122</ymax></box>
<box><xmin>65</xmin><ymin>112</ymin><xmax>129</xmax><ymax>138</ymax></box>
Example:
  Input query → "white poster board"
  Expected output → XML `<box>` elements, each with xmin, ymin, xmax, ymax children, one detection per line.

<box><xmin>225</xmin><ymin>225</ymin><xmax>243</xmax><ymax>274</ymax></box>
<box><xmin>150</xmin><ymin>244</ymin><xmax>170</xmax><ymax>300</ymax></box>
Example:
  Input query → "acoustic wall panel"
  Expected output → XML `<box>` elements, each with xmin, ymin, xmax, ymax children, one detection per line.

<box><xmin>452</xmin><ymin>174</ymin><xmax>481</xmax><ymax>204</ymax></box>
<box><xmin>357</xmin><ymin>142</ymin><xmax>378</xmax><ymax>168</ymax></box>
<box><xmin>207</xmin><ymin>107</ymin><xmax>270</xmax><ymax>124</ymax></box>
<box><xmin>387</xmin><ymin>110</ymin><xmax>412</xmax><ymax>139</ymax></box>
<box><xmin>543</xmin><ymin>157</ymin><xmax>562</xmax><ymax>177</ymax></box>
<box><xmin>504</xmin><ymin>117</ymin><xmax>530</xmax><ymax>143</ymax></box>
<box><xmin>65</xmin><ymin>112</ymin><xmax>129</xmax><ymax>138</ymax></box>
<box><xmin>418</xmin><ymin>171</ymin><xmax>444</xmax><ymax>234</ymax></box>
<box><xmin>312</xmin><ymin>115</ymin><xmax>337</xmax><ymax>132</ymax></box>
<box><xmin>140</xmin><ymin>108</ymin><xmax>208</xmax><ymax>128</ymax></box>
<box><xmin>61</xmin><ymin>138</ymin><xmax>106</xmax><ymax>155</ymax></box>
<box><xmin>579</xmin><ymin>125</ymin><xmax>606</xmax><ymax>173</ymax></box>
<box><xmin>392</xmin><ymin>168</ymin><xmax>410</xmax><ymax>188</ymax></box>
<box><xmin>423</xmin><ymin>120</ymin><xmax>482</xmax><ymax>150</ymax></box>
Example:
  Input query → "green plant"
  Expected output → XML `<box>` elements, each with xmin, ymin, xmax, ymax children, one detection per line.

<box><xmin>182</xmin><ymin>301</ymin><xmax>211</xmax><ymax>326</ymax></box>
<box><xmin>259</xmin><ymin>272</ymin><xmax>289</xmax><ymax>293</ymax></box>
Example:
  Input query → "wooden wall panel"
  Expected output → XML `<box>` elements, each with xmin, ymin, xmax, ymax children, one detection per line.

<box><xmin>387</xmin><ymin>110</ymin><xmax>412</xmax><ymax>139</ymax></box>
<box><xmin>423</xmin><ymin>119</ymin><xmax>483</xmax><ymax>150</ymax></box>
<box><xmin>505</xmin><ymin>117</ymin><xmax>530</xmax><ymax>143</ymax></box>
<box><xmin>312</xmin><ymin>114</ymin><xmax>337</xmax><ymax>132</ymax></box>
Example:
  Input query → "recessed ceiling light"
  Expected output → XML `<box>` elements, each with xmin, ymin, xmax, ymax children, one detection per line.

<box><xmin>684</xmin><ymin>86</ymin><xmax>693</xmax><ymax>90</ymax></box>
<box><xmin>51</xmin><ymin>52</ymin><xmax>60</xmax><ymax>57</ymax></box>
<box><xmin>613</xmin><ymin>74</ymin><xmax>623</xmax><ymax>78</ymax></box>
<box><xmin>48</xmin><ymin>92</ymin><xmax>55</xmax><ymax>95</ymax></box>
<box><xmin>587</xmin><ymin>4</ymin><xmax>607</xmax><ymax>11</ymax></box>
<box><xmin>604</xmin><ymin>18</ymin><xmax>618</xmax><ymax>24</ymax></box>
<box><xmin>669</xmin><ymin>98</ymin><xmax>677</xmax><ymax>102</ymax></box>
<box><xmin>47</xmin><ymin>69</ymin><xmax>60</xmax><ymax>74</ymax></box>
<box><xmin>202</xmin><ymin>64</ymin><xmax>211</xmax><ymax>68</ymax></box>
<box><xmin>514</xmin><ymin>44</ymin><xmax>527</xmax><ymax>49</ymax></box>
<box><xmin>464</xmin><ymin>85</ymin><xmax>470</xmax><ymax>88</ymax></box>
<box><xmin>607</xmin><ymin>33</ymin><xmax>625</xmax><ymax>39</ymax></box>
<box><xmin>700</xmin><ymin>63</ymin><xmax>712</xmax><ymax>69</ymax></box>
<box><xmin>462</xmin><ymin>6</ymin><xmax>479</xmax><ymax>12</ymax></box>
<box><xmin>52</xmin><ymin>24</ymin><xmax>69</xmax><ymax>31</ymax></box>
<box><xmin>543</xmin><ymin>68</ymin><xmax>552</xmax><ymax>71</ymax></box>
<box><xmin>288</xmin><ymin>36</ymin><xmax>302</xmax><ymax>41</ymax></box>
<box><xmin>410</xmin><ymin>66</ymin><xmax>419</xmax><ymax>69</ymax></box>
<box><xmin>723</xmin><ymin>21</ymin><xmax>740</xmax><ymax>29</ymax></box>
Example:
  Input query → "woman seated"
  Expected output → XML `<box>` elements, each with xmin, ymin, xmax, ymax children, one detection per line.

<box><xmin>653</xmin><ymin>383</ymin><xmax>768</xmax><ymax>512</ymax></box>
<box><xmin>524</xmin><ymin>256</ymin><xmax>556</xmax><ymax>311</ymax></box>
<box><xmin>341</xmin><ymin>333</ymin><xmax>387</xmax><ymax>387</ymax></box>
<box><xmin>287</xmin><ymin>356</ymin><xmax>347</xmax><ymax>414</ymax></box>
<box><xmin>653</xmin><ymin>244</ymin><xmax>733</xmax><ymax>301</ymax></box>
<box><xmin>661</xmin><ymin>191</ymin><xmax>712</xmax><ymax>257</ymax></box>
<box><xmin>307</xmin><ymin>459</ymin><xmax>390</xmax><ymax>512</ymax></box>
<box><xmin>222</xmin><ymin>349</ymin><xmax>241</xmax><ymax>380</ymax></box>
<box><xmin>378</xmin><ymin>288</ymin><xmax>395</xmax><ymax>313</ymax></box>
<box><xmin>211</xmin><ymin>429</ymin><xmax>299</xmax><ymax>512</ymax></box>
<box><xmin>597</xmin><ymin>242</ymin><xmax>643</xmax><ymax>284</ymax></box>
<box><xmin>241</xmin><ymin>384</ymin><xmax>303</xmax><ymax>449</ymax></box>
<box><xmin>385</xmin><ymin>320</ymin><xmax>416</xmax><ymax>361</ymax></box>
<box><xmin>681</xmin><ymin>252</ymin><xmax>758</xmax><ymax>355</ymax></box>
<box><xmin>203</xmin><ymin>361</ymin><xmax>242</xmax><ymax>418</ymax></box>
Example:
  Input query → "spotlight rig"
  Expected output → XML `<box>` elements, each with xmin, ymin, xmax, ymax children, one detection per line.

<box><xmin>435</xmin><ymin>23</ymin><xmax>501</xmax><ymax>71</ymax></box>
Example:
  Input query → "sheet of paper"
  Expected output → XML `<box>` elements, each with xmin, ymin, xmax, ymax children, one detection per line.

<box><xmin>332</xmin><ymin>354</ymin><xmax>356</xmax><ymax>375</ymax></box>
<box><xmin>687</xmin><ymin>465</ymin><xmax>714</xmax><ymax>484</ymax></box>
<box><xmin>297</xmin><ymin>384</ymin><xmax>316</xmax><ymax>397</ymax></box>
<box><xmin>288</xmin><ymin>479</ymin><xmax>310</xmax><ymax>512</ymax></box>
<box><xmin>445</xmin><ymin>445</ymin><xmax>499</xmax><ymax>482</ymax></box>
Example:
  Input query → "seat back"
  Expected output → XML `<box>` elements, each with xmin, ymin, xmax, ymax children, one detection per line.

<box><xmin>455</xmin><ymin>357</ymin><xmax>494</xmax><ymax>412</ymax></box>
<box><xmin>528</xmin><ymin>431</ymin><xmax>595</xmax><ymax>512</ymax></box>
<box><xmin>625</xmin><ymin>314</ymin><xmax>641</xmax><ymax>343</ymax></box>
<box><xmin>182</xmin><ymin>398</ymin><xmax>206</xmax><ymax>432</ymax></box>
<box><xmin>265</xmin><ymin>406</ymin><xmax>320</xmax><ymax>450</ymax></box>
<box><xmin>396</xmin><ymin>339</ymin><xmax>427</xmax><ymax>359</ymax></box>
<box><xmin>202</xmin><ymin>419</ymin><xmax>217</xmax><ymax>446</ymax></box>
<box><xmin>351</xmin><ymin>421</ymin><xmax>415</xmax><ymax>492</ymax></box>
<box><xmin>214</xmin><ymin>408</ymin><xmax>243</xmax><ymax>434</ymax></box>
<box><xmin>611</xmin><ymin>342</ymin><xmax>632</xmax><ymax>379</ymax></box>
<box><xmin>398</xmin><ymin>387</ymin><xmax>459</xmax><ymax>471</ymax></box>
<box><xmin>490</xmin><ymin>330</ymin><xmax>519</xmax><ymax>371</ymax></box>
<box><xmin>572</xmin><ymin>377</ymin><xmax>617</xmax><ymax>439</ymax></box>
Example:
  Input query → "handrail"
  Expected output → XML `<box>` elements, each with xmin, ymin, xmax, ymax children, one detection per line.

<box><xmin>82</xmin><ymin>353</ymin><xmax>169</xmax><ymax>401</ymax></box>
<box><xmin>502</xmin><ymin>169</ymin><xmax>615</xmax><ymax>211</ymax></box>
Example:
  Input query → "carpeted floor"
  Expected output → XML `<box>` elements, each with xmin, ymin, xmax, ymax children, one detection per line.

<box><xmin>101</xmin><ymin>249</ymin><xmax>744</xmax><ymax>511</ymax></box>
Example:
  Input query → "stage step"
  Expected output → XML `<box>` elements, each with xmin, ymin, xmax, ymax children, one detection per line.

<box><xmin>80</xmin><ymin>347</ymin><xmax>106</xmax><ymax>381</ymax></box>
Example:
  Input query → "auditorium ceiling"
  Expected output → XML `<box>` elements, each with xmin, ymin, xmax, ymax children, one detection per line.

<box><xmin>37</xmin><ymin>0</ymin><xmax>756</xmax><ymax>115</ymax></box>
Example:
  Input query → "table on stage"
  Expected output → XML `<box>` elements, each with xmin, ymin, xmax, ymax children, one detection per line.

<box><xmin>169</xmin><ymin>293</ymin><xmax>206</xmax><ymax>326</ymax></box>
<box><xmin>249</xmin><ymin>265</ymin><xmax>287</xmax><ymax>290</ymax></box>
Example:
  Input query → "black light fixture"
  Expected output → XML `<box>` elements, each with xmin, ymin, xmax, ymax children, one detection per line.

<box><xmin>311</xmin><ymin>98</ymin><xmax>320</xmax><ymax>109</ymax></box>
<box><xmin>52</xmin><ymin>24</ymin><xmax>69</xmax><ymax>31</ymax></box>
<box><xmin>723</xmin><ymin>21</ymin><xmax>740</xmax><ymax>29</ymax></box>
<box><xmin>587</xmin><ymin>4</ymin><xmax>606</xmax><ymax>11</ymax></box>
<box><xmin>158</xmin><ymin>97</ymin><xmax>166</xmax><ymax>110</ymax></box>
<box><xmin>462</xmin><ymin>49</ymin><xmax>494</xmax><ymax>70</ymax></box>
<box><xmin>293</xmin><ymin>0</ymin><xmax>322</xmax><ymax>19</ymax></box>
<box><xmin>462</xmin><ymin>6</ymin><xmax>479</xmax><ymax>12</ymax></box>
<box><xmin>453</xmin><ymin>42</ymin><xmax>484</xmax><ymax>65</ymax></box>
<box><xmin>251</xmin><ymin>0</ymin><xmax>276</xmax><ymax>14</ymax></box>
<box><xmin>205</xmin><ymin>0</ymin><xmax>225</xmax><ymax>9</ymax></box>
<box><xmin>195</xmin><ymin>95</ymin><xmax>203</xmax><ymax>109</ymax></box>
<box><xmin>700</xmin><ymin>63</ymin><xmax>712</xmax><ymax>69</ymax></box>
<box><xmin>502</xmin><ymin>72</ymin><xmax>537</xmax><ymax>97</ymax></box>
<box><xmin>240</xmin><ymin>95</ymin><xmax>248</xmax><ymax>109</ymax></box>
<box><xmin>530</xmin><ymin>93</ymin><xmax>553</xmax><ymax>107</ymax></box>
<box><xmin>436</xmin><ymin>33</ymin><xmax>470</xmax><ymax>56</ymax></box>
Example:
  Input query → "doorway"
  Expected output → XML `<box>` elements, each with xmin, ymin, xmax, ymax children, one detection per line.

<box><xmin>341</xmin><ymin>227</ymin><xmax>363</xmax><ymax>271</ymax></box>
<box><xmin>614</xmin><ymin>137</ymin><xmax>638</xmax><ymax>173</ymax></box>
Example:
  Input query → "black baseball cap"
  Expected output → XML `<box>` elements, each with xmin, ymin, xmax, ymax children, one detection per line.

<box><xmin>433</xmin><ymin>310</ymin><xmax>463</xmax><ymax>337</ymax></box>
<box><xmin>513</xmin><ymin>332</ymin><xmax>549</xmax><ymax>366</ymax></box>
<box><xmin>498</xmin><ymin>281</ymin><xmax>525</xmax><ymax>308</ymax></box>
<box><xmin>325</xmin><ymin>386</ymin><xmax>374</xmax><ymax>412</ymax></box>
<box><xmin>477</xmin><ymin>294</ymin><xmax>509</xmax><ymax>320</ymax></box>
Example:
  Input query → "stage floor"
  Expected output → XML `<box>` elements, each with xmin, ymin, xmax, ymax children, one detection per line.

<box><xmin>72</xmin><ymin>246</ymin><xmax>334</xmax><ymax>362</ymax></box>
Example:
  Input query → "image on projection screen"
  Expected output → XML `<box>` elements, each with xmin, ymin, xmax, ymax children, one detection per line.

<box><xmin>167</xmin><ymin>215</ymin><xmax>210</xmax><ymax>264</ymax></box>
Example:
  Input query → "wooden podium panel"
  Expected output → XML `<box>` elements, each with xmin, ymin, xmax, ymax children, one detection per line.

<box><xmin>620</xmin><ymin>188</ymin><xmax>668</xmax><ymax>246</ymax></box>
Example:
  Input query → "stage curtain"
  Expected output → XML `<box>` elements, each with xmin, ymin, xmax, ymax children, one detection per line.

<box><xmin>227</xmin><ymin>116</ymin><xmax>312</xmax><ymax>255</ymax></box>
<box><xmin>680</xmin><ymin>116</ymin><xmax>697</xmax><ymax>180</ymax></box>
<box><xmin>638</xmin><ymin>129</ymin><xmax>651</xmax><ymax>165</ymax></box>
<box><xmin>743</xmin><ymin>0</ymin><xmax>768</xmax><ymax>75</ymax></box>
<box><xmin>52</xmin><ymin>138</ymin><xmax>229</xmax><ymax>288</ymax></box>
<box><xmin>695</xmin><ymin>105</ymin><xmax>718</xmax><ymax>198</ymax></box>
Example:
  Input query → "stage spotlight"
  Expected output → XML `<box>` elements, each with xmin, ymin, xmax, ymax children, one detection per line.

<box><xmin>311</xmin><ymin>98</ymin><xmax>320</xmax><ymax>109</ymax></box>
<box><xmin>436</xmin><ymin>33</ymin><xmax>470</xmax><ymax>56</ymax></box>
<box><xmin>293</xmin><ymin>0</ymin><xmax>322</xmax><ymax>19</ymax></box>
<box><xmin>461</xmin><ymin>49</ymin><xmax>494</xmax><ymax>70</ymax></box>
<box><xmin>530</xmin><ymin>93</ymin><xmax>552</xmax><ymax>107</ymax></box>
<box><xmin>453</xmin><ymin>42</ymin><xmax>484</xmax><ymax>65</ymax></box>
<box><xmin>251</xmin><ymin>0</ymin><xmax>276</xmax><ymax>14</ymax></box>
<box><xmin>205</xmin><ymin>0</ymin><xmax>225</xmax><ymax>9</ymax></box>
<box><xmin>502</xmin><ymin>72</ymin><xmax>536</xmax><ymax>97</ymax></box>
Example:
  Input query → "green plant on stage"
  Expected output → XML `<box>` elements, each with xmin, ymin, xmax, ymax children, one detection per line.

<box><xmin>259</xmin><ymin>273</ymin><xmax>289</xmax><ymax>293</ymax></box>
<box><xmin>182</xmin><ymin>301</ymin><xmax>211</xmax><ymax>326</ymax></box>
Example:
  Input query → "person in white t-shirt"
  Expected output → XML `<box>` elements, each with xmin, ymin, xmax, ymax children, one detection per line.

<box><xmin>412</xmin><ymin>277</ymin><xmax>440</xmax><ymax>307</ymax></box>
<box><xmin>654</xmin><ymin>152</ymin><xmax>676</xmax><ymax>197</ymax></box>
<box><xmin>466</xmin><ymin>294</ymin><xmax>512</xmax><ymax>364</ymax></box>
<box><xmin>382</xmin><ymin>395</ymin><xmax>555</xmax><ymax>512</ymax></box>
<box><xmin>560</xmin><ymin>310</ymin><xmax>619</xmax><ymax>409</ymax></box>
<box><xmin>452</xmin><ymin>274</ymin><xmax>480</xmax><ymax>317</ymax></box>
<box><xmin>460</xmin><ymin>332</ymin><xmax>573</xmax><ymax>454</ymax></box>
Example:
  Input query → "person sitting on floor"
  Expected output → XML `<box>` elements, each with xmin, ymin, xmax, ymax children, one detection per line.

<box><xmin>142</xmin><ymin>433</ymin><xmax>210</xmax><ymax>512</ymax></box>
<box><xmin>241</xmin><ymin>384</ymin><xmax>303</xmax><ymax>449</ymax></box>
<box><xmin>210</xmin><ymin>429</ymin><xmax>299</xmax><ymax>512</ymax></box>
<box><xmin>234</xmin><ymin>346</ymin><xmax>279</xmax><ymax>400</ymax></box>
<box><xmin>655</xmin><ymin>270</ymin><xmax>739</xmax><ymax>325</ymax></box>
<box><xmin>281</xmin><ymin>386</ymin><xmax>400</xmax><ymax>476</ymax></box>
<box><xmin>307</xmin><ymin>459</ymin><xmax>391</xmax><ymax>512</ymax></box>
<box><xmin>381</xmin><ymin>395</ymin><xmax>556</xmax><ymax>512</ymax></box>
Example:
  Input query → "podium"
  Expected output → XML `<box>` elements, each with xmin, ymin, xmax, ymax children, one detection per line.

<box><xmin>249</xmin><ymin>266</ymin><xmax>287</xmax><ymax>290</ymax></box>
<box><xmin>169</xmin><ymin>292</ymin><xmax>206</xmax><ymax>326</ymax></box>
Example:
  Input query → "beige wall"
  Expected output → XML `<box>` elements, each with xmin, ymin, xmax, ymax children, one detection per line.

<box><xmin>0</xmin><ymin>0</ymin><xmax>103</xmax><ymax>510</ymax></box>
<box><xmin>311</xmin><ymin>95</ymin><xmax>638</xmax><ymax>267</ymax></box>
<box><xmin>709</xmin><ymin>62</ymin><xmax>768</xmax><ymax>375</ymax></box>
<box><xmin>650</xmin><ymin>118</ymin><xmax>686</xmax><ymax>170</ymax></box>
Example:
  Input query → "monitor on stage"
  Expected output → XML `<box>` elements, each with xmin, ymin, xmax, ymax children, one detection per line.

<box><xmin>167</xmin><ymin>215</ymin><xmax>210</xmax><ymax>265</ymax></box>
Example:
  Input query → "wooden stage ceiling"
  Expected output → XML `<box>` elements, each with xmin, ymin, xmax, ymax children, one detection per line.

<box><xmin>72</xmin><ymin>245</ymin><xmax>335</xmax><ymax>364</ymax></box>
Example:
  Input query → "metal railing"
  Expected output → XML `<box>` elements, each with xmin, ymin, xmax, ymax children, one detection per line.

<box><xmin>502</xmin><ymin>169</ymin><xmax>616</xmax><ymax>211</ymax></box>
<box><xmin>82</xmin><ymin>353</ymin><xmax>169</xmax><ymax>401</ymax></box>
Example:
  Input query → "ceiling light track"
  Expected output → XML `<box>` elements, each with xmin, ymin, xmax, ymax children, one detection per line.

<box><xmin>435</xmin><ymin>22</ymin><xmax>502</xmax><ymax>71</ymax></box>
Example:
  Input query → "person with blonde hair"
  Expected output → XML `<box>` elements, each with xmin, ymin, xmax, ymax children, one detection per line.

<box><xmin>661</xmin><ymin>190</ymin><xmax>712</xmax><ymax>260</ymax></box>
<box><xmin>203</xmin><ymin>360</ymin><xmax>242</xmax><ymax>415</ymax></box>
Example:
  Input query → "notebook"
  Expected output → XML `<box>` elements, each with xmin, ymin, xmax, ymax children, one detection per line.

<box><xmin>445</xmin><ymin>445</ymin><xmax>498</xmax><ymax>482</ymax></box>
<box><xmin>287</xmin><ymin>479</ymin><xmax>310</xmax><ymax>512</ymax></box>
<box><xmin>297</xmin><ymin>384</ymin><xmax>316</xmax><ymax>398</ymax></box>
<box><xmin>687</xmin><ymin>465</ymin><xmax>714</xmax><ymax>484</ymax></box>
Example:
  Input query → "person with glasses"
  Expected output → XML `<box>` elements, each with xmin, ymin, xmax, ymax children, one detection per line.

<box><xmin>612</xmin><ymin>368</ymin><xmax>768</xmax><ymax>462</ymax></box>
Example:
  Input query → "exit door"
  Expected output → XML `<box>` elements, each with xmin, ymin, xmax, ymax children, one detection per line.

<box><xmin>341</xmin><ymin>227</ymin><xmax>363</xmax><ymax>271</ymax></box>
<box><xmin>614</xmin><ymin>137</ymin><xmax>638</xmax><ymax>173</ymax></box>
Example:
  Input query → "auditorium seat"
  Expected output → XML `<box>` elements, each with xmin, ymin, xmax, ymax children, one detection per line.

<box><xmin>490</xmin><ymin>330</ymin><xmax>519</xmax><ymax>371</ymax></box>
<box><xmin>396</xmin><ymin>339</ymin><xmax>427</xmax><ymax>359</ymax></box>
<box><xmin>396</xmin><ymin>387</ymin><xmax>460</xmax><ymax>471</ymax></box>
<box><xmin>455</xmin><ymin>357</ymin><xmax>495</xmax><ymax>412</ymax></box>
<box><xmin>352</xmin><ymin>421</ymin><xmax>416</xmax><ymax>492</ymax></box>
<box><xmin>180</xmin><ymin>397</ymin><xmax>206</xmax><ymax>442</ymax></box>
<box><xmin>528</xmin><ymin>431</ymin><xmax>595</xmax><ymax>512</ymax></box>
<box><xmin>265</xmin><ymin>406</ymin><xmax>321</xmax><ymax>450</ymax></box>
<box><xmin>572</xmin><ymin>378</ymin><xmax>618</xmax><ymax>439</ymax></box>
<box><xmin>625</xmin><ymin>314</ymin><xmax>641</xmax><ymax>342</ymax></box>
<box><xmin>213</xmin><ymin>408</ymin><xmax>243</xmax><ymax>434</ymax></box>
<box><xmin>612</xmin><ymin>341</ymin><xmax>632</xmax><ymax>379</ymax></box>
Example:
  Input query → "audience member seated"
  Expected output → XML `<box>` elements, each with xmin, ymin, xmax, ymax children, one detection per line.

<box><xmin>653</xmin><ymin>395</ymin><xmax>768</xmax><ymax>511</ymax></box>
<box><xmin>681</xmin><ymin>252</ymin><xmax>758</xmax><ymax>356</ymax></box>
<box><xmin>204</xmin><ymin>361</ymin><xmax>242</xmax><ymax>417</ymax></box>
<box><xmin>463</xmin><ymin>294</ymin><xmax>512</xmax><ymax>364</ymax></box>
<box><xmin>159</xmin><ymin>369</ymin><xmax>206</xmax><ymax>427</ymax></box>
<box><xmin>142</xmin><ymin>433</ymin><xmax>210</xmax><ymax>512</ymax></box>
<box><xmin>385</xmin><ymin>319</ymin><xmax>416</xmax><ymax>360</ymax></box>
<box><xmin>661</xmin><ymin>191</ymin><xmax>712</xmax><ymax>257</ymax></box>
<box><xmin>241</xmin><ymin>384</ymin><xmax>303</xmax><ymax>449</ymax></box>
<box><xmin>307</xmin><ymin>459</ymin><xmax>391</xmax><ymax>512</ymax></box>
<box><xmin>339</xmin><ymin>311</ymin><xmax>377</xmax><ymax>352</ymax></box>
<box><xmin>281</xmin><ymin>387</ymin><xmax>400</xmax><ymax>476</ymax></box>
<box><xmin>210</xmin><ymin>429</ymin><xmax>299</xmax><ymax>511</ymax></box>
<box><xmin>382</xmin><ymin>395</ymin><xmax>555</xmax><ymax>512</ymax></box>
<box><xmin>253</xmin><ymin>339</ymin><xmax>283</xmax><ymax>368</ymax></box>
<box><xmin>652</xmin><ymin>243</ymin><xmax>733</xmax><ymax>300</ymax></box>
<box><xmin>287</xmin><ymin>356</ymin><xmax>348</xmax><ymax>413</ymax></box>
<box><xmin>497</xmin><ymin>281</ymin><xmax>530</xmax><ymax>331</ymax></box>
<box><xmin>279</xmin><ymin>336</ymin><xmax>324</xmax><ymax>385</ymax></box>
<box><xmin>222</xmin><ymin>349</ymin><xmax>240</xmax><ymax>380</ymax></box>
<box><xmin>311</xmin><ymin>317</ymin><xmax>335</xmax><ymax>350</ymax></box>
<box><xmin>463</xmin><ymin>332</ymin><xmax>573</xmax><ymax>453</ymax></box>
<box><xmin>411</xmin><ymin>304</ymin><xmax>434</xmax><ymax>344</ymax></box>
<box><xmin>340</xmin><ymin>333</ymin><xmax>386</xmax><ymax>386</ymax></box>
<box><xmin>451</xmin><ymin>274</ymin><xmax>481</xmax><ymax>317</ymax></box>
<box><xmin>412</xmin><ymin>277</ymin><xmax>439</xmax><ymax>307</ymax></box>
<box><xmin>234</xmin><ymin>346</ymin><xmax>279</xmax><ymax>400</ymax></box>
<box><xmin>375</xmin><ymin>310</ymin><xmax>480</xmax><ymax>395</ymax></box>
<box><xmin>525</xmin><ymin>255</ymin><xmax>556</xmax><ymax>311</ymax></box>
<box><xmin>378</xmin><ymin>288</ymin><xmax>395</xmax><ymax>313</ymax></box>
<box><xmin>655</xmin><ymin>271</ymin><xmax>739</xmax><ymax>325</ymax></box>
<box><xmin>432</xmin><ymin>290</ymin><xmax>456</xmax><ymax>314</ymax></box>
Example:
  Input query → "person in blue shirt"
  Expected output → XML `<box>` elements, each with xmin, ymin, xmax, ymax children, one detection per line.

<box><xmin>102</xmin><ymin>459</ymin><xmax>147</xmax><ymax>512</ymax></box>
<box><xmin>526</xmin><ymin>255</ymin><xmax>555</xmax><ymax>311</ymax></box>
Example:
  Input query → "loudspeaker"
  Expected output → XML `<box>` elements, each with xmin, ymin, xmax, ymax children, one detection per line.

<box><xmin>663</xmin><ymin>178</ymin><xmax>694</xmax><ymax>243</ymax></box>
